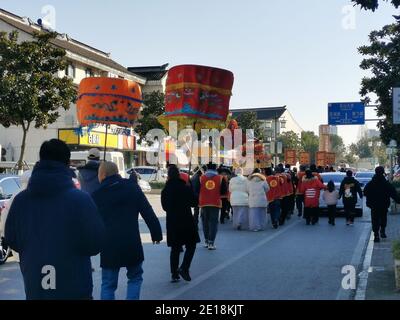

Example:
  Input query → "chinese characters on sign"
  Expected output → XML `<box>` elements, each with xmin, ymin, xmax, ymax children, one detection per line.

<box><xmin>316</xmin><ymin>151</ymin><xmax>327</xmax><ymax>167</ymax></box>
<box><xmin>325</xmin><ymin>152</ymin><xmax>336</xmax><ymax>166</ymax></box>
<box><xmin>284</xmin><ymin>149</ymin><xmax>297</xmax><ymax>166</ymax></box>
<box><xmin>299</xmin><ymin>152</ymin><xmax>310</xmax><ymax>165</ymax></box>
<box><xmin>328</xmin><ymin>102</ymin><xmax>365</xmax><ymax>125</ymax></box>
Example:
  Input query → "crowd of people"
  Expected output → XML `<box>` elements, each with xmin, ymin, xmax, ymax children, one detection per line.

<box><xmin>1</xmin><ymin>138</ymin><xmax>400</xmax><ymax>300</ymax></box>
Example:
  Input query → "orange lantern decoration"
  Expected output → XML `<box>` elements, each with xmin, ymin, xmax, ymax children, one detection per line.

<box><xmin>77</xmin><ymin>77</ymin><xmax>142</xmax><ymax>127</ymax></box>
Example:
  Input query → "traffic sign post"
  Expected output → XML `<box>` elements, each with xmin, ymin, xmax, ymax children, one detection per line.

<box><xmin>393</xmin><ymin>88</ymin><xmax>400</xmax><ymax>125</ymax></box>
<box><xmin>328</xmin><ymin>102</ymin><xmax>365</xmax><ymax>125</ymax></box>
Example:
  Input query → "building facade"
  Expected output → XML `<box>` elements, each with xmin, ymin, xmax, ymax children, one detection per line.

<box><xmin>0</xmin><ymin>8</ymin><xmax>148</xmax><ymax>167</ymax></box>
<box><xmin>230</xmin><ymin>106</ymin><xmax>303</xmax><ymax>165</ymax></box>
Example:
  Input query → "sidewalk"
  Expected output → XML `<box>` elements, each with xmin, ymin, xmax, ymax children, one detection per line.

<box><xmin>365</xmin><ymin>211</ymin><xmax>400</xmax><ymax>300</ymax></box>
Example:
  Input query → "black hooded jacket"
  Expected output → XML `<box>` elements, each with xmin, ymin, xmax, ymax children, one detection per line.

<box><xmin>339</xmin><ymin>176</ymin><xmax>363</xmax><ymax>205</ymax></box>
<box><xmin>364</xmin><ymin>175</ymin><xmax>399</xmax><ymax>210</ymax></box>
<box><xmin>5</xmin><ymin>160</ymin><xmax>105</xmax><ymax>300</ymax></box>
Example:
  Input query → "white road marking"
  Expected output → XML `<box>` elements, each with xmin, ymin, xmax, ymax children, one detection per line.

<box><xmin>160</xmin><ymin>220</ymin><xmax>301</xmax><ymax>300</ymax></box>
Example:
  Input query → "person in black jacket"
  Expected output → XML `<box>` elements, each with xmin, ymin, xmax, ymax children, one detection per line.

<box><xmin>162</xmin><ymin>165</ymin><xmax>200</xmax><ymax>283</ymax></box>
<box><xmin>92</xmin><ymin>161</ymin><xmax>162</xmax><ymax>300</ymax></box>
<box><xmin>78</xmin><ymin>148</ymin><xmax>101</xmax><ymax>195</ymax></box>
<box><xmin>5</xmin><ymin>139</ymin><xmax>105</xmax><ymax>300</ymax></box>
<box><xmin>190</xmin><ymin>165</ymin><xmax>207</xmax><ymax>229</ymax></box>
<box><xmin>339</xmin><ymin>170</ymin><xmax>363</xmax><ymax>226</ymax></box>
<box><xmin>364</xmin><ymin>166</ymin><xmax>400</xmax><ymax>242</ymax></box>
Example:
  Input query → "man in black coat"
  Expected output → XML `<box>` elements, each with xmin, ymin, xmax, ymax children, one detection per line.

<box><xmin>339</xmin><ymin>170</ymin><xmax>363</xmax><ymax>226</ymax></box>
<box><xmin>92</xmin><ymin>161</ymin><xmax>162</xmax><ymax>300</ymax></box>
<box><xmin>364</xmin><ymin>166</ymin><xmax>400</xmax><ymax>242</ymax></box>
<box><xmin>5</xmin><ymin>139</ymin><xmax>105</xmax><ymax>300</ymax></box>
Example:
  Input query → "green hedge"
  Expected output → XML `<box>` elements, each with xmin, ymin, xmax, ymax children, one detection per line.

<box><xmin>149</xmin><ymin>182</ymin><xmax>166</xmax><ymax>190</ymax></box>
<box><xmin>393</xmin><ymin>240</ymin><xmax>400</xmax><ymax>260</ymax></box>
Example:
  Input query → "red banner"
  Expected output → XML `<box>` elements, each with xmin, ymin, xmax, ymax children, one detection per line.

<box><xmin>299</xmin><ymin>152</ymin><xmax>310</xmax><ymax>165</ymax></box>
<box><xmin>284</xmin><ymin>149</ymin><xmax>297</xmax><ymax>166</ymax></box>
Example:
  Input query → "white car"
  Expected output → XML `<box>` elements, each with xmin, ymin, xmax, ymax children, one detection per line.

<box><xmin>128</xmin><ymin>166</ymin><xmax>167</xmax><ymax>182</ymax></box>
<box><xmin>319</xmin><ymin>172</ymin><xmax>364</xmax><ymax>217</ymax></box>
<box><xmin>126</xmin><ymin>168</ymin><xmax>152</xmax><ymax>193</ymax></box>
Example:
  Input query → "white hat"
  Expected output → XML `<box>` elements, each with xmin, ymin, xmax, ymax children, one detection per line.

<box><xmin>88</xmin><ymin>148</ymin><xmax>100</xmax><ymax>160</ymax></box>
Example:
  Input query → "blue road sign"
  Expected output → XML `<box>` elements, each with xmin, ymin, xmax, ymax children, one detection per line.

<box><xmin>328</xmin><ymin>102</ymin><xmax>365</xmax><ymax>125</ymax></box>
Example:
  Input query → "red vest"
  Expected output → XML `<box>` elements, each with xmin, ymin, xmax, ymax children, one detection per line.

<box><xmin>266</xmin><ymin>175</ymin><xmax>280</xmax><ymax>202</ymax></box>
<box><xmin>199</xmin><ymin>175</ymin><xmax>223</xmax><ymax>208</ymax></box>
<box><xmin>180</xmin><ymin>172</ymin><xmax>190</xmax><ymax>185</ymax></box>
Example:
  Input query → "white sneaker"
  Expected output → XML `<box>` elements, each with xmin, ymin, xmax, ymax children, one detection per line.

<box><xmin>203</xmin><ymin>241</ymin><xmax>209</xmax><ymax>248</ymax></box>
<box><xmin>208</xmin><ymin>244</ymin><xmax>216</xmax><ymax>250</ymax></box>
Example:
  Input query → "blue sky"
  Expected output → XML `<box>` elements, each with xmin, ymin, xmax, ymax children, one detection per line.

<box><xmin>1</xmin><ymin>0</ymin><xmax>399</xmax><ymax>144</ymax></box>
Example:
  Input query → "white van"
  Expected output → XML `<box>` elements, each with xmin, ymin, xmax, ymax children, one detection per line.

<box><xmin>70</xmin><ymin>151</ymin><xmax>126</xmax><ymax>178</ymax></box>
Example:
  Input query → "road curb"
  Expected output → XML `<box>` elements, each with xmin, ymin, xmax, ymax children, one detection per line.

<box><xmin>355</xmin><ymin>231</ymin><xmax>374</xmax><ymax>300</ymax></box>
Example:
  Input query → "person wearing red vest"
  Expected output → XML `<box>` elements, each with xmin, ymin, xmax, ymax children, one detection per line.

<box><xmin>199</xmin><ymin>163</ymin><xmax>228</xmax><ymax>250</ymax></box>
<box><xmin>276</xmin><ymin>167</ymin><xmax>290</xmax><ymax>226</ymax></box>
<box><xmin>299</xmin><ymin>169</ymin><xmax>326</xmax><ymax>225</ymax></box>
<box><xmin>265</xmin><ymin>167</ymin><xmax>281</xmax><ymax>229</ymax></box>
<box><xmin>295</xmin><ymin>166</ymin><xmax>307</xmax><ymax>217</ymax></box>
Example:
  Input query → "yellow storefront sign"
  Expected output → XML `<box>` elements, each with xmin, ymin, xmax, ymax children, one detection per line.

<box><xmin>59</xmin><ymin>129</ymin><xmax>118</xmax><ymax>149</ymax></box>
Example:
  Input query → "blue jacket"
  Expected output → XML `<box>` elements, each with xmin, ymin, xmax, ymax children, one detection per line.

<box><xmin>78</xmin><ymin>160</ymin><xmax>101</xmax><ymax>195</ymax></box>
<box><xmin>5</xmin><ymin>161</ymin><xmax>105</xmax><ymax>300</ymax></box>
<box><xmin>92</xmin><ymin>175</ymin><xmax>163</xmax><ymax>269</ymax></box>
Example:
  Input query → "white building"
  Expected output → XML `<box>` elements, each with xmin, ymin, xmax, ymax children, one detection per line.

<box><xmin>230</xmin><ymin>106</ymin><xmax>303</xmax><ymax>138</ymax></box>
<box><xmin>0</xmin><ymin>8</ymin><xmax>148</xmax><ymax>166</ymax></box>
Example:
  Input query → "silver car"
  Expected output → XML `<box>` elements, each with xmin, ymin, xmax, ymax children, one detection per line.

<box><xmin>319</xmin><ymin>172</ymin><xmax>364</xmax><ymax>217</ymax></box>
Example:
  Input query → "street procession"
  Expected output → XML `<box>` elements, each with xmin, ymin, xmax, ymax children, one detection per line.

<box><xmin>1</xmin><ymin>0</ymin><xmax>400</xmax><ymax>307</ymax></box>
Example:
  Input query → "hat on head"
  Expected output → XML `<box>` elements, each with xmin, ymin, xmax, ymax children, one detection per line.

<box><xmin>88</xmin><ymin>148</ymin><xmax>100</xmax><ymax>160</ymax></box>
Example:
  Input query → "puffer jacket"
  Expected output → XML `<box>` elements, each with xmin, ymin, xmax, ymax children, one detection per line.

<box><xmin>247</xmin><ymin>173</ymin><xmax>270</xmax><ymax>208</ymax></box>
<box><xmin>300</xmin><ymin>176</ymin><xmax>326</xmax><ymax>208</ymax></box>
<box><xmin>229</xmin><ymin>174</ymin><xmax>249</xmax><ymax>206</ymax></box>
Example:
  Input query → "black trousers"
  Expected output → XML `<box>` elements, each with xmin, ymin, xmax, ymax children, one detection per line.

<box><xmin>304</xmin><ymin>207</ymin><xmax>319</xmax><ymax>224</ymax></box>
<box><xmin>170</xmin><ymin>244</ymin><xmax>196</xmax><ymax>274</ymax></box>
<box><xmin>288</xmin><ymin>194</ymin><xmax>295</xmax><ymax>213</ymax></box>
<box><xmin>279</xmin><ymin>197</ymin><xmax>289</xmax><ymax>224</ymax></box>
<box><xmin>193</xmin><ymin>207</ymin><xmax>200</xmax><ymax>230</ymax></box>
<box><xmin>371</xmin><ymin>208</ymin><xmax>388</xmax><ymax>235</ymax></box>
<box><xmin>344</xmin><ymin>202</ymin><xmax>356</xmax><ymax>223</ymax></box>
<box><xmin>296</xmin><ymin>195</ymin><xmax>304</xmax><ymax>216</ymax></box>
<box><xmin>220</xmin><ymin>198</ymin><xmax>230</xmax><ymax>224</ymax></box>
<box><xmin>328</xmin><ymin>205</ymin><xmax>337</xmax><ymax>223</ymax></box>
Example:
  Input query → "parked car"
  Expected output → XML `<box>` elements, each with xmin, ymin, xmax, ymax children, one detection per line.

<box><xmin>126</xmin><ymin>168</ymin><xmax>152</xmax><ymax>193</ymax></box>
<box><xmin>319</xmin><ymin>172</ymin><xmax>364</xmax><ymax>217</ymax></box>
<box><xmin>128</xmin><ymin>166</ymin><xmax>166</xmax><ymax>182</ymax></box>
<box><xmin>0</xmin><ymin>174</ymin><xmax>21</xmax><ymax>264</ymax></box>
<box><xmin>355</xmin><ymin>171</ymin><xmax>375</xmax><ymax>189</ymax></box>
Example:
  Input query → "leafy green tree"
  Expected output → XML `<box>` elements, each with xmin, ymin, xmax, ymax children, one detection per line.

<box><xmin>0</xmin><ymin>30</ymin><xmax>76</xmax><ymax>169</ymax></box>
<box><xmin>330</xmin><ymin>134</ymin><xmax>347</xmax><ymax>160</ymax></box>
<box><xmin>358</xmin><ymin>19</ymin><xmax>400</xmax><ymax>145</ymax></box>
<box><xmin>351</xmin><ymin>0</ymin><xmax>400</xmax><ymax>11</ymax></box>
<box><xmin>134</xmin><ymin>91</ymin><xmax>165</xmax><ymax>145</ymax></box>
<box><xmin>233</xmin><ymin>111</ymin><xmax>263</xmax><ymax>140</ymax></box>
<box><xmin>301</xmin><ymin>131</ymin><xmax>319</xmax><ymax>163</ymax></box>
<box><xmin>277</xmin><ymin>131</ymin><xmax>301</xmax><ymax>152</ymax></box>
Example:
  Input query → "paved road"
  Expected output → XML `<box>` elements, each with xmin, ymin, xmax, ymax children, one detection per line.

<box><xmin>0</xmin><ymin>194</ymin><xmax>372</xmax><ymax>300</ymax></box>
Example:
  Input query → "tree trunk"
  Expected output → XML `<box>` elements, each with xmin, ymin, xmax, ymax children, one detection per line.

<box><xmin>17</xmin><ymin>123</ymin><xmax>29</xmax><ymax>170</ymax></box>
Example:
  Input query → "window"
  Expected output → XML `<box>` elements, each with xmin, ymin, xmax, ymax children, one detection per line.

<box><xmin>85</xmin><ymin>68</ymin><xmax>94</xmax><ymax>78</ymax></box>
<box><xmin>0</xmin><ymin>178</ymin><xmax>21</xmax><ymax>199</ymax></box>
<box><xmin>65</xmin><ymin>64</ymin><xmax>76</xmax><ymax>78</ymax></box>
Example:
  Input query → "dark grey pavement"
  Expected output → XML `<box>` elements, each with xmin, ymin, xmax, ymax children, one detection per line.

<box><xmin>0</xmin><ymin>194</ymin><xmax>373</xmax><ymax>300</ymax></box>
<box><xmin>365</xmin><ymin>212</ymin><xmax>400</xmax><ymax>300</ymax></box>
